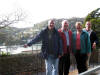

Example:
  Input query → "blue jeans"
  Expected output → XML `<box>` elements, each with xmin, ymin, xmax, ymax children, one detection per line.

<box><xmin>45</xmin><ymin>55</ymin><xmax>59</xmax><ymax>75</ymax></box>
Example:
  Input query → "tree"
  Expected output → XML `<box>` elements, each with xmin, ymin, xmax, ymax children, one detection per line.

<box><xmin>84</xmin><ymin>8</ymin><xmax>100</xmax><ymax>31</ymax></box>
<box><xmin>0</xmin><ymin>10</ymin><xmax>26</xmax><ymax>29</ymax></box>
<box><xmin>0</xmin><ymin>9</ymin><xmax>26</xmax><ymax>45</ymax></box>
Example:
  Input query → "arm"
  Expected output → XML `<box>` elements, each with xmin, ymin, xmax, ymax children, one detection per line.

<box><xmin>58</xmin><ymin>33</ymin><xmax>63</xmax><ymax>56</ymax></box>
<box><xmin>93</xmin><ymin>32</ymin><xmax>99</xmax><ymax>44</ymax></box>
<box><xmin>86</xmin><ymin>33</ymin><xmax>91</xmax><ymax>53</ymax></box>
<box><xmin>92</xmin><ymin>32</ymin><xmax>99</xmax><ymax>49</ymax></box>
<box><xmin>27</xmin><ymin>31</ymin><xmax>43</xmax><ymax>46</ymax></box>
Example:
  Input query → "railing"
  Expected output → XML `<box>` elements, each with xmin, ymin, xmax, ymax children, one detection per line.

<box><xmin>79</xmin><ymin>65</ymin><xmax>100</xmax><ymax>75</ymax></box>
<box><xmin>0</xmin><ymin>44</ymin><xmax>44</xmax><ymax>75</ymax></box>
<box><xmin>0</xmin><ymin>44</ymin><xmax>41</xmax><ymax>55</ymax></box>
<box><xmin>0</xmin><ymin>45</ymin><xmax>100</xmax><ymax>75</ymax></box>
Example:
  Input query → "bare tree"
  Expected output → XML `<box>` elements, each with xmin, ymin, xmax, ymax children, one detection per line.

<box><xmin>0</xmin><ymin>10</ymin><xmax>26</xmax><ymax>29</ymax></box>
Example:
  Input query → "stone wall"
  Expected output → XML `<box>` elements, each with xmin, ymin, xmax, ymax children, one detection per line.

<box><xmin>0</xmin><ymin>49</ymin><xmax>100</xmax><ymax>75</ymax></box>
<box><xmin>0</xmin><ymin>53</ymin><xmax>45</xmax><ymax>75</ymax></box>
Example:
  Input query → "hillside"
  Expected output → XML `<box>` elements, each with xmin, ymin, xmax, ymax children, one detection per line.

<box><xmin>0</xmin><ymin>17</ymin><xmax>84</xmax><ymax>45</ymax></box>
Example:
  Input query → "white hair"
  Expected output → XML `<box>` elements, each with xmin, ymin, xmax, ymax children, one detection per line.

<box><xmin>62</xmin><ymin>20</ymin><xmax>69</xmax><ymax>25</ymax></box>
<box><xmin>48</xmin><ymin>19</ymin><xmax>55</xmax><ymax>25</ymax></box>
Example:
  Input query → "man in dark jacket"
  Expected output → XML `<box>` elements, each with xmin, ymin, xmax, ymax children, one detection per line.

<box><xmin>83</xmin><ymin>21</ymin><xmax>99</xmax><ymax>68</ymax></box>
<box><xmin>24</xmin><ymin>19</ymin><xmax>62</xmax><ymax>75</ymax></box>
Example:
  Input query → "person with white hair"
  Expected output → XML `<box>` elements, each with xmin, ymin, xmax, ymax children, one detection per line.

<box><xmin>58</xmin><ymin>20</ymin><xmax>72</xmax><ymax>75</ymax></box>
<box><xmin>72</xmin><ymin>22</ymin><xmax>91</xmax><ymax>74</ymax></box>
<box><xmin>24</xmin><ymin>19</ymin><xmax>63</xmax><ymax>75</ymax></box>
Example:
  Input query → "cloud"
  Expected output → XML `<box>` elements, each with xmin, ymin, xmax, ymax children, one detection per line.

<box><xmin>0</xmin><ymin>0</ymin><xmax>100</xmax><ymax>28</ymax></box>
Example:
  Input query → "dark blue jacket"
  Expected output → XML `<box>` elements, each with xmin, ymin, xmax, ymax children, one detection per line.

<box><xmin>27</xmin><ymin>27</ymin><xmax>63</xmax><ymax>59</ymax></box>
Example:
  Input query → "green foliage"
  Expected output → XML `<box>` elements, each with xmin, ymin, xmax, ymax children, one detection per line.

<box><xmin>84</xmin><ymin>8</ymin><xmax>100</xmax><ymax>31</ymax></box>
<box><xmin>85</xmin><ymin>14</ymin><xmax>92</xmax><ymax>22</ymax></box>
<box><xmin>1</xmin><ymin>51</ymin><xmax>10</xmax><ymax>56</ymax></box>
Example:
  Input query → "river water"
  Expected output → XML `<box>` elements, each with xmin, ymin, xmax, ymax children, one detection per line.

<box><xmin>0</xmin><ymin>44</ymin><xmax>41</xmax><ymax>54</ymax></box>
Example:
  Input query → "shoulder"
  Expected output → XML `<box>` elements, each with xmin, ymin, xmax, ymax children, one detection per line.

<box><xmin>58</xmin><ymin>29</ymin><xmax>62</xmax><ymax>32</ymax></box>
<box><xmin>72</xmin><ymin>31</ymin><xmax>76</xmax><ymax>35</ymax></box>
<box><xmin>41</xmin><ymin>27</ymin><xmax>48</xmax><ymax>32</ymax></box>
<box><xmin>38</xmin><ymin>27</ymin><xmax>48</xmax><ymax>36</ymax></box>
<box><xmin>91</xmin><ymin>31</ymin><xmax>96</xmax><ymax>35</ymax></box>
<box><xmin>82</xmin><ymin>30</ymin><xmax>89</xmax><ymax>38</ymax></box>
<box><xmin>83</xmin><ymin>28</ymin><xmax>86</xmax><ymax>31</ymax></box>
<box><xmin>54</xmin><ymin>29</ymin><xmax>61</xmax><ymax>37</ymax></box>
<box><xmin>82</xmin><ymin>30</ymin><xmax>88</xmax><ymax>34</ymax></box>
<box><xmin>58</xmin><ymin>28</ymin><xmax>63</xmax><ymax>34</ymax></box>
<box><xmin>54</xmin><ymin>28</ymin><xmax>59</xmax><ymax>33</ymax></box>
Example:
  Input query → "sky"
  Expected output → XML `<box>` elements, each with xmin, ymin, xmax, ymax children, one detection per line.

<box><xmin>0</xmin><ymin>0</ymin><xmax>100</xmax><ymax>28</ymax></box>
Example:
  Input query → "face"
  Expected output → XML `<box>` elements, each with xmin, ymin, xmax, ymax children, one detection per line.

<box><xmin>48</xmin><ymin>20</ymin><xmax>55</xmax><ymax>30</ymax></box>
<box><xmin>85</xmin><ymin>21</ymin><xmax>91</xmax><ymax>29</ymax></box>
<box><xmin>62</xmin><ymin>21</ymin><xmax>69</xmax><ymax>31</ymax></box>
<box><xmin>76</xmin><ymin>23</ymin><xmax>82</xmax><ymax>31</ymax></box>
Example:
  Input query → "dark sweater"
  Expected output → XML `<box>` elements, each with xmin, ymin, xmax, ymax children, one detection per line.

<box><xmin>90</xmin><ymin>31</ymin><xmax>99</xmax><ymax>51</ymax></box>
<box><xmin>27</xmin><ymin>27</ymin><xmax>63</xmax><ymax>59</ymax></box>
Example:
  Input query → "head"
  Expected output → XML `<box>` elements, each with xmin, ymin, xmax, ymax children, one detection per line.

<box><xmin>48</xmin><ymin>19</ymin><xmax>55</xmax><ymax>30</ymax></box>
<box><xmin>85</xmin><ymin>21</ymin><xmax>91</xmax><ymax>30</ymax></box>
<box><xmin>61</xmin><ymin>20</ymin><xmax>69</xmax><ymax>31</ymax></box>
<box><xmin>75</xmin><ymin>22</ymin><xmax>82</xmax><ymax>31</ymax></box>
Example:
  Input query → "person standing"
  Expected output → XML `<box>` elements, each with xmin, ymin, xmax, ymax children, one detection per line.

<box><xmin>72</xmin><ymin>22</ymin><xmax>91</xmax><ymax>74</ymax></box>
<box><xmin>24</xmin><ymin>19</ymin><xmax>63</xmax><ymax>75</ymax></box>
<box><xmin>83</xmin><ymin>21</ymin><xmax>99</xmax><ymax>67</ymax></box>
<box><xmin>58</xmin><ymin>20</ymin><xmax>72</xmax><ymax>75</ymax></box>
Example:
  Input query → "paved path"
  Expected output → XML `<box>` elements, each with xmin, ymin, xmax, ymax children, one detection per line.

<box><xmin>33</xmin><ymin>64</ymin><xmax>100</xmax><ymax>75</ymax></box>
<box><xmin>33</xmin><ymin>70</ymin><xmax>78</xmax><ymax>75</ymax></box>
<box><xmin>33</xmin><ymin>65</ymin><xmax>78</xmax><ymax>75</ymax></box>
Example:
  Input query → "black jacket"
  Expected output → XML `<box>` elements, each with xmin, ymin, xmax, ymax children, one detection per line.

<box><xmin>27</xmin><ymin>27</ymin><xmax>63</xmax><ymax>59</ymax></box>
<box><xmin>90</xmin><ymin>31</ymin><xmax>99</xmax><ymax>51</ymax></box>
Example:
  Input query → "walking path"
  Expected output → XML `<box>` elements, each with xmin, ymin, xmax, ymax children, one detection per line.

<box><xmin>33</xmin><ymin>70</ymin><xmax>78</xmax><ymax>75</ymax></box>
<box><xmin>33</xmin><ymin>64</ymin><xmax>100</xmax><ymax>75</ymax></box>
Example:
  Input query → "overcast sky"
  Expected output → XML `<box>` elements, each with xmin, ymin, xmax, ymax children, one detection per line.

<box><xmin>0</xmin><ymin>0</ymin><xmax>100</xmax><ymax>28</ymax></box>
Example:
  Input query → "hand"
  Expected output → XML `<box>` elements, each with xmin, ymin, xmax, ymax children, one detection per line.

<box><xmin>92</xmin><ymin>42</ymin><xmax>96</xmax><ymax>50</ymax></box>
<box><xmin>87</xmin><ymin>53</ymin><xmax>91</xmax><ymax>56</ymax></box>
<box><xmin>58</xmin><ymin>55</ymin><xmax>62</xmax><ymax>58</ymax></box>
<box><xmin>24</xmin><ymin>44</ymin><xmax>28</xmax><ymax>48</ymax></box>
